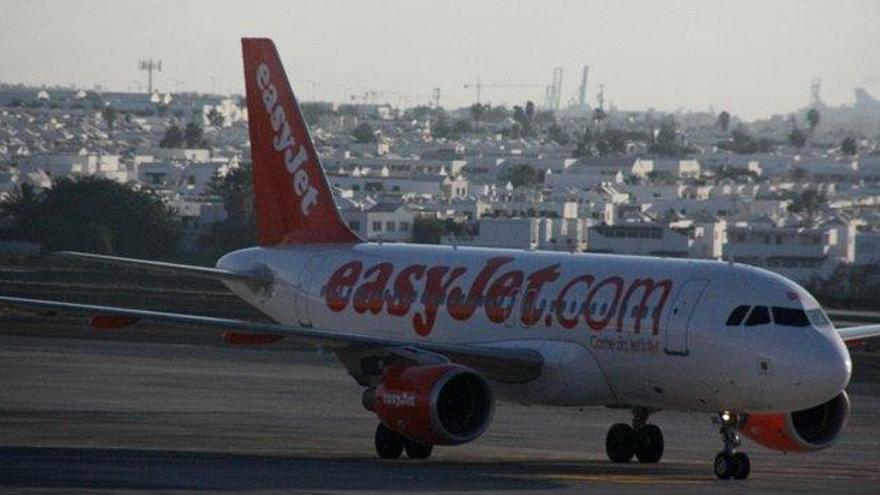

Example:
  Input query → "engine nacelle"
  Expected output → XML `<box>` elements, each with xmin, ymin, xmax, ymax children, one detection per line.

<box><xmin>741</xmin><ymin>391</ymin><xmax>850</xmax><ymax>453</ymax></box>
<box><xmin>371</xmin><ymin>364</ymin><xmax>494</xmax><ymax>446</ymax></box>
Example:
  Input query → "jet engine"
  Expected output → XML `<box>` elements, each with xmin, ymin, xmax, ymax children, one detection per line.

<box><xmin>368</xmin><ymin>363</ymin><xmax>494</xmax><ymax>446</ymax></box>
<box><xmin>741</xmin><ymin>391</ymin><xmax>850</xmax><ymax>453</ymax></box>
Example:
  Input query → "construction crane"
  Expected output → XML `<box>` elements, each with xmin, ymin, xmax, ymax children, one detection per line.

<box><xmin>463</xmin><ymin>78</ymin><xmax>546</xmax><ymax>105</ymax></box>
<box><xmin>543</xmin><ymin>67</ymin><xmax>564</xmax><ymax>112</ymax></box>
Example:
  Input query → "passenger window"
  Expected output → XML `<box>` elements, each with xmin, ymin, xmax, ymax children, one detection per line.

<box><xmin>772</xmin><ymin>307</ymin><xmax>810</xmax><ymax>327</ymax></box>
<box><xmin>745</xmin><ymin>306</ymin><xmax>771</xmax><ymax>326</ymax></box>
<box><xmin>726</xmin><ymin>305</ymin><xmax>750</xmax><ymax>326</ymax></box>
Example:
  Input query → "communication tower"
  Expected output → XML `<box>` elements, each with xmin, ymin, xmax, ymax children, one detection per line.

<box><xmin>139</xmin><ymin>58</ymin><xmax>162</xmax><ymax>94</ymax></box>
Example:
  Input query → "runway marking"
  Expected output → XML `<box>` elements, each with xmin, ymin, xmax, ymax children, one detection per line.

<box><xmin>536</xmin><ymin>473</ymin><xmax>704</xmax><ymax>485</ymax></box>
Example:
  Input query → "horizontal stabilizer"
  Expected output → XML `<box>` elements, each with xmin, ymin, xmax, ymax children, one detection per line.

<box><xmin>55</xmin><ymin>251</ymin><xmax>271</xmax><ymax>287</ymax></box>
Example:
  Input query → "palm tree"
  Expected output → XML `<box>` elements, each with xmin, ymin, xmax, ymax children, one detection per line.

<box><xmin>101</xmin><ymin>106</ymin><xmax>118</xmax><ymax>134</ymax></box>
<box><xmin>806</xmin><ymin>108</ymin><xmax>821</xmax><ymax>133</ymax></box>
<box><xmin>717</xmin><ymin>111</ymin><xmax>731</xmax><ymax>132</ymax></box>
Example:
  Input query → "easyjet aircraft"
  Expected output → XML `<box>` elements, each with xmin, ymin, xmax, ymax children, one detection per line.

<box><xmin>3</xmin><ymin>38</ymin><xmax>879</xmax><ymax>480</ymax></box>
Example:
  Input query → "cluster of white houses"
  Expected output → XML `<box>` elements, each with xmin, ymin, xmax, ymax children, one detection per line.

<box><xmin>2</xmin><ymin>95</ymin><xmax>880</xmax><ymax>284</ymax></box>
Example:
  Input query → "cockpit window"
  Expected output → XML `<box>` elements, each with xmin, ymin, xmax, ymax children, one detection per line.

<box><xmin>806</xmin><ymin>308</ymin><xmax>832</xmax><ymax>328</ymax></box>
<box><xmin>771</xmin><ymin>307</ymin><xmax>810</xmax><ymax>327</ymax></box>
<box><xmin>726</xmin><ymin>305</ymin><xmax>750</xmax><ymax>326</ymax></box>
<box><xmin>745</xmin><ymin>306</ymin><xmax>771</xmax><ymax>326</ymax></box>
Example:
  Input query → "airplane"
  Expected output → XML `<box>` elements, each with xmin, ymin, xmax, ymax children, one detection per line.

<box><xmin>2</xmin><ymin>37</ymin><xmax>879</xmax><ymax>481</ymax></box>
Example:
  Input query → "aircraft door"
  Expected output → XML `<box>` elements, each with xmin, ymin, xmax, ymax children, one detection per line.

<box><xmin>664</xmin><ymin>279</ymin><xmax>709</xmax><ymax>356</ymax></box>
<box><xmin>294</xmin><ymin>255</ymin><xmax>327</xmax><ymax>327</ymax></box>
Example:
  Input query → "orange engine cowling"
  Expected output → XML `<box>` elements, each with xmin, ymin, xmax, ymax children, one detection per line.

<box><xmin>741</xmin><ymin>391</ymin><xmax>850</xmax><ymax>453</ymax></box>
<box><xmin>371</xmin><ymin>363</ymin><xmax>494</xmax><ymax>446</ymax></box>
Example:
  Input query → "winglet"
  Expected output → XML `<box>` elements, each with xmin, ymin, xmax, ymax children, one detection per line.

<box><xmin>241</xmin><ymin>38</ymin><xmax>361</xmax><ymax>245</ymax></box>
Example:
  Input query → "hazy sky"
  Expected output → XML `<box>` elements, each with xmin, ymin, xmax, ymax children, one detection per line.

<box><xmin>1</xmin><ymin>0</ymin><xmax>878</xmax><ymax>119</ymax></box>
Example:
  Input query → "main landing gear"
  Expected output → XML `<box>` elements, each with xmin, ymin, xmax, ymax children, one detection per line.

<box><xmin>374</xmin><ymin>423</ymin><xmax>434</xmax><ymax>460</ymax></box>
<box><xmin>712</xmin><ymin>412</ymin><xmax>750</xmax><ymax>480</ymax></box>
<box><xmin>605</xmin><ymin>407</ymin><xmax>664</xmax><ymax>464</ymax></box>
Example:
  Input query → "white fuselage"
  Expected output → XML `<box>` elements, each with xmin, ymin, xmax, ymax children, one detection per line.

<box><xmin>218</xmin><ymin>243</ymin><xmax>852</xmax><ymax>415</ymax></box>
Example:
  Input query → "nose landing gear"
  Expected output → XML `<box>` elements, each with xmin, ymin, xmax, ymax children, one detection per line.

<box><xmin>605</xmin><ymin>407</ymin><xmax>664</xmax><ymax>463</ymax></box>
<box><xmin>712</xmin><ymin>412</ymin><xmax>750</xmax><ymax>480</ymax></box>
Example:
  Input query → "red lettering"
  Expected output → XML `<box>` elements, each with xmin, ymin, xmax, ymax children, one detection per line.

<box><xmin>447</xmin><ymin>256</ymin><xmax>514</xmax><ymax>321</ymax></box>
<box><xmin>413</xmin><ymin>266</ymin><xmax>467</xmax><ymax>336</ymax></box>
<box><xmin>555</xmin><ymin>274</ymin><xmax>594</xmax><ymax>329</ymax></box>
<box><xmin>324</xmin><ymin>261</ymin><xmax>362</xmax><ymax>312</ymax></box>
<box><xmin>615</xmin><ymin>278</ymin><xmax>673</xmax><ymax>334</ymax></box>
<box><xmin>520</xmin><ymin>264</ymin><xmax>561</xmax><ymax>326</ymax></box>
<box><xmin>485</xmin><ymin>270</ymin><xmax>525</xmax><ymax>324</ymax></box>
<box><xmin>352</xmin><ymin>262</ymin><xmax>393</xmax><ymax>315</ymax></box>
<box><xmin>585</xmin><ymin>276</ymin><xmax>624</xmax><ymax>331</ymax></box>
<box><xmin>387</xmin><ymin>264</ymin><xmax>426</xmax><ymax>317</ymax></box>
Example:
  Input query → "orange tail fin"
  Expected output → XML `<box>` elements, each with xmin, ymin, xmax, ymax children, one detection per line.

<box><xmin>241</xmin><ymin>38</ymin><xmax>360</xmax><ymax>245</ymax></box>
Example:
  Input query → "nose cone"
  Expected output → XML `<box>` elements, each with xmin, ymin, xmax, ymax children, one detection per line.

<box><xmin>792</xmin><ymin>332</ymin><xmax>852</xmax><ymax>409</ymax></box>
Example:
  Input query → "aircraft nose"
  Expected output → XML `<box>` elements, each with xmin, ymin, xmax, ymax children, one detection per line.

<box><xmin>797</xmin><ymin>332</ymin><xmax>851</xmax><ymax>405</ymax></box>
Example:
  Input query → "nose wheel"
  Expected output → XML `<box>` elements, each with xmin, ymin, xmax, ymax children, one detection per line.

<box><xmin>605</xmin><ymin>408</ymin><xmax>664</xmax><ymax>463</ymax></box>
<box><xmin>712</xmin><ymin>412</ymin><xmax>750</xmax><ymax>480</ymax></box>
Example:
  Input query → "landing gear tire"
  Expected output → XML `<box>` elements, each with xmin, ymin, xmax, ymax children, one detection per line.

<box><xmin>732</xmin><ymin>452</ymin><xmax>750</xmax><ymax>480</ymax></box>
<box><xmin>634</xmin><ymin>424</ymin><xmax>664</xmax><ymax>463</ymax></box>
<box><xmin>375</xmin><ymin>423</ymin><xmax>404</xmax><ymax>459</ymax></box>
<box><xmin>714</xmin><ymin>452</ymin><xmax>750</xmax><ymax>480</ymax></box>
<box><xmin>404</xmin><ymin>439</ymin><xmax>434</xmax><ymax>459</ymax></box>
<box><xmin>606</xmin><ymin>423</ymin><xmax>637</xmax><ymax>463</ymax></box>
<box><xmin>714</xmin><ymin>452</ymin><xmax>735</xmax><ymax>479</ymax></box>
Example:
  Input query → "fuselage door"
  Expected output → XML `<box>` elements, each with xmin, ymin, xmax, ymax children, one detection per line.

<box><xmin>664</xmin><ymin>278</ymin><xmax>710</xmax><ymax>356</ymax></box>
<box><xmin>294</xmin><ymin>255</ymin><xmax>327</xmax><ymax>327</ymax></box>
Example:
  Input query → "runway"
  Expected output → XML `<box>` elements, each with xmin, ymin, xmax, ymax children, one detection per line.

<box><xmin>2</xmin><ymin>334</ymin><xmax>880</xmax><ymax>493</ymax></box>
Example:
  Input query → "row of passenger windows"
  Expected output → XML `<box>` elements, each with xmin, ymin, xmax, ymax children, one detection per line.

<box><xmin>322</xmin><ymin>286</ymin><xmax>661</xmax><ymax>319</ymax></box>
<box><xmin>726</xmin><ymin>305</ymin><xmax>831</xmax><ymax>328</ymax></box>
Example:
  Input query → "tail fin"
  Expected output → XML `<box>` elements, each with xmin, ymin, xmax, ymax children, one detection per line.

<box><xmin>241</xmin><ymin>38</ymin><xmax>360</xmax><ymax>245</ymax></box>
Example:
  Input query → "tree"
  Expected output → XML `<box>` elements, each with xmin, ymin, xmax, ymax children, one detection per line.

<box><xmin>806</xmin><ymin>108</ymin><xmax>821</xmax><ymax>133</ymax></box>
<box><xmin>573</xmin><ymin>127</ymin><xmax>594</xmax><ymax>157</ymax></box>
<box><xmin>787</xmin><ymin>189</ymin><xmax>827</xmax><ymax>222</ymax></box>
<box><xmin>499</xmin><ymin>164</ymin><xmax>542</xmax><ymax>188</ymax></box>
<box><xmin>452</xmin><ymin>119</ymin><xmax>472</xmax><ymax>136</ymax></box>
<box><xmin>101</xmin><ymin>106</ymin><xmax>118</xmax><ymax>133</ymax></box>
<box><xmin>431</xmin><ymin>112</ymin><xmax>451</xmax><ymax>139</ymax></box>
<box><xmin>412</xmin><ymin>216</ymin><xmax>446</xmax><ymax>244</ymax></box>
<box><xmin>207</xmin><ymin>163</ymin><xmax>253</xmax><ymax>226</ymax></box>
<box><xmin>469</xmin><ymin>103</ymin><xmax>488</xmax><ymax>123</ymax></box>
<box><xmin>512</xmin><ymin>101</ymin><xmax>537</xmax><ymax>137</ymax></box>
<box><xmin>547</xmin><ymin>123</ymin><xmax>569</xmax><ymax>145</ymax></box>
<box><xmin>717</xmin><ymin>126</ymin><xmax>775</xmax><ymax>154</ymax></box>
<box><xmin>352</xmin><ymin>122</ymin><xmax>377</xmax><ymax>143</ymax></box>
<box><xmin>206</xmin><ymin>107</ymin><xmax>225</xmax><ymax>127</ymax></box>
<box><xmin>0</xmin><ymin>183</ymin><xmax>40</xmax><ymax>226</ymax></box>
<box><xmin>159</xmin><ymin>124</ymin><xmax>185</xmax><ymax>148</ymax></box>
<box><xmin>717</xmin><ymin>110</ymin><xmax>731</xmax><ymax>132</ymax></box>
<box><xmin>592</xmin><ymin>107</ymin><xmax>607</xmax><ymax>126</ymax></box>
<box><xmin>404</xmin><ymin>105</ymin><xmax>433</xmax><ymax>121</ymax></box>
<box><xmin>649</xmin><ymin>118</ymin><xmax>691</xmax><ymax>157</ymax></box>
<box><xmin>184</xmin><ymin>122</ymin><xmax>206</xmax><ymax>148</ymax></box>
<box><xmin>484</xmin><ymin>105</ymin><xmax>510</xmax><ymax>122</ymax></box>
<box><xmin>198</xmin><ymin>163</ymin><xmax>256</xmax><ymax>260</ymax></box>
<box><xmin>841</xmin><ymin>136</ymin><xmax>857</xmax><ymax>156</ymax></box>
<box><xmin>788</xmin><ymin>127</ymin><xmax>807</xmax><ymax>150</ymax></box>
<box><xmin>1</xmin><ymin>176</ymin><xmax>182</xmax><ymax>257</ymax></box>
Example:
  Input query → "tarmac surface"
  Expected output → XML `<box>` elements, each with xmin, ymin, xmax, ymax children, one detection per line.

<box><xmin>2</xmin><ymin>333</ymin><xmax>880</xmax><ymax>494</ymax></box>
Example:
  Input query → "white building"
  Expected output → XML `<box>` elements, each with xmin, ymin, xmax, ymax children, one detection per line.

<box><xmin>342</xmin><ymin>202</ymin><xmax>415</xmax><ymax>242</ymax></box>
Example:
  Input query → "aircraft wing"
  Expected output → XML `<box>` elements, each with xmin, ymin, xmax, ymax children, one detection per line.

<box><xmin>0</xmin><ymin>295</ymin><xmax>543</xmax><ymax>384</ymax></box>
<box><xmin>837</xmin><ymin>324</ymin><xmax>880</xmax><ymax>343</ymax></box>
